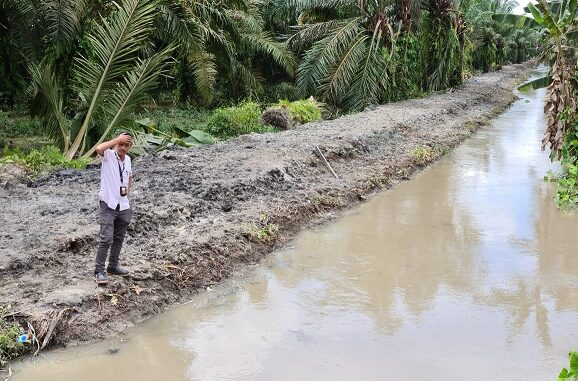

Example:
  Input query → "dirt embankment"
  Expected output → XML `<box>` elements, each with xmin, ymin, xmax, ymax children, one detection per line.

<box><xmin>0</xmin><ymin>62</ymin><xmax>535</xmax><ymax>352</ymax></box>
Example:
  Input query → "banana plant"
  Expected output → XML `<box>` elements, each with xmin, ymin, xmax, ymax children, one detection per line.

<box><xmin>493</xmin><ymin>0</ymin><xmax>578</xmax><ymax>92</ymax></box>
<box><xmin>130</xmin><ymin>116</ymin><xmax>215</xmax><ymax>155</ymax></box>
<box><xmin>493</xmin><ymin>0</ymin><xmax>578</xmax><ymax>159</ymax></box>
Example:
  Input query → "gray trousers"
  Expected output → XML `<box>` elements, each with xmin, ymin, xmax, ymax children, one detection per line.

<box><xmin>95</xmin><ymin>201</ymin><xmax>133</xmax><ymax>273</ymax></box>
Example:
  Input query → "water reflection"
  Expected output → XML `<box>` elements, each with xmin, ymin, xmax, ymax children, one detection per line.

<box><xmin>14</xmin><ymin>69</ymin><xmax>578</xmax><ymax>381</ymax></box>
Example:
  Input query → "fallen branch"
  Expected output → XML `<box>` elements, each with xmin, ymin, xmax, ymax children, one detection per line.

<box><xmin>40</xmin><ymin>309</ymin><xmax>70</xmax><ymax>350</ymax></box>
<box><xmin>314</xmin><ymin>145</ymin><xmax>339</xmax><ymax>179</ymax></box>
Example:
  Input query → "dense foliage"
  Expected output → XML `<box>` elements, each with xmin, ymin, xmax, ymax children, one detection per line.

<box><xmin>493</xmin><ymin>0</ymin><xmax>578</xmax><ymax>208</ymax></box>
<box><xmin>0</xmin><ymin>0</ymin><xmax>539</xmax><ymax>157</ymax></box>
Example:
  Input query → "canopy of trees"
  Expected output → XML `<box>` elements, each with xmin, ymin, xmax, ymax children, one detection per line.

<box><xmin>0</xmin><ymin>0</ymin><xmax>540</xmax><ymax>157</ymax></box>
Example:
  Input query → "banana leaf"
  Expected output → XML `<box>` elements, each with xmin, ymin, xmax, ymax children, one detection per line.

<box><xmin>134</xmin><ymin>117</ymin><xmax>156</xmax><ymax>133</ymax></box>
<box><xmin>492</xmin><ymin>14</ymin><xmax>541</xmax><ymax>29</ymax></box>
<box><xmin>184</xmin><ymin>130</ymin><xmax>215</xmax><ymax>145</ymax></box>
<box><xmin>518</xmin><ymin>75</ymin><xmax>552</xmax><ymax>92</ymax></box>
<box><xmin>173</xmin><ymin>126</ymin><xmax>215</xmax><ymax>145</ymax></box>
<box><xmin>143</xmin><ymin>133</ymin><xmax>166</xmax><ymax>145</ymax></box>
<box><xmin>173</xmin><ymin>126</ymin><xmax>191</xmax><ymax>138</ymax></box>
<box><xmin>524</xmin><ymin>1</ymin><xmax>562</xmax><ymax>15</ymax></box>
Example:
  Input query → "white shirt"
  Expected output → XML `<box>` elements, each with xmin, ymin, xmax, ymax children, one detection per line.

<box><xmin>99</xmin><ymin>149</ymin><xmax>132</xmax><ymax>210</ymax></box>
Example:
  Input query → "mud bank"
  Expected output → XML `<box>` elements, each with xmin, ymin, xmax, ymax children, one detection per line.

<box><xmin>0</xmin><ymin>62</ymin><xmax>535</xmax><ymax>353</ymax></box>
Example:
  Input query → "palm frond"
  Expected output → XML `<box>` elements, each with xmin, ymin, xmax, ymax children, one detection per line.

<box><xmin>428</xmin><ymin>29</ymin><xmax>460</xmax><ymax>90</ymax></box>
<box><xmin>67</xmin><ymin>0</ymin><xmax>159</xmax><ymax>158</ymax></box>
<box><xmin>288</xmin><ymin>19</ymin><xmax>349</xmax><ymax>51</ymax></box>
<box><xmin>227</xmin><ymin>8</ymin><xmax>263</xmax><ymax>33</ymax></box>
<box><xmin>83</xmin><ymin>46</ymin><xmax>174</xmax><ymax>158</ymax></box>
<box><xmin>285</xmin><ymin>0</ymin><xmax>355</xmax><ymax>12</ymax></box>
<box><xmin>156</xmin><ymin>2</ymin><xmax>203</xmax><ymax>50</ymax></box>
<box><xmin>42</xmin><ymin>0</ymin><xmax>88</xmax><ymax>55</ymax></box>
<box><xmin>321</xmin><ymin>33</ymin><xmax>367</xmax><ymax>104</ymax></box>
<box><xmin>296</xmin><ymin>17</ymin><xmax>363</xmax><ymax>97</ymax></box>
<box><xmin>232</xmin><ymin>59</ymin><xmax>262</xmax><ymax>92</ymax></box>
<box><xmin>240</xmin><ymin>32</ymin><xmax>296</xmax><ymax>75</ymax></box>
<box><xmin>189</xmin><ymin>50</ymin><xmax>217</xmax><ymax>105</ymax></box>
<box><xmin>29</xmin><ymin>61</ymin><xmax>70</xmax><ymax>150</ymax></box>
<box><xmin>342</xmin><ymin>25</ymin><xmax>388</xmax><ymax>111</ymax></box>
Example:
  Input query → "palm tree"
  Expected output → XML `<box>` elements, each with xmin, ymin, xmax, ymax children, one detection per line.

<box><xmin>158</xmin><ymin>0</ymin><xmax>295</xmax><ymax>104</ymax></box>
<box><xmin>419</xmin><ymin>0</ymin><xmax>465</xmax><ymax>90</ymax></box>
<box><xmin>287</xmin><ymin>0</ymin><xmax>416</xmax><ymax>111</ymax></box>
<box><xmin>1</xmin><ymin>0</ymin><xmax>296</xmax><ymax>158</ymax></box>
<box><xmin>27</xmin><ymin>0</ymin><xmax>173</xmax><ymax>159</ymax></box>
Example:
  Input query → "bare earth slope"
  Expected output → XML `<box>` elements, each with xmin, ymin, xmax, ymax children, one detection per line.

<box><xmin>0</xmin><ymin>62</ymin><xmax>535</xmax><ymax>349</ymax></box>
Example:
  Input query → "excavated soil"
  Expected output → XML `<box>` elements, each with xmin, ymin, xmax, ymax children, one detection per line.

<box><xmin>0</xmin><ymin>62</ymin><xmax>535</xmax><ymax>352</ymax></box>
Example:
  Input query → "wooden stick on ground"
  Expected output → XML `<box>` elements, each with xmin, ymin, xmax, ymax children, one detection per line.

<box><xmin>315</xmin><ymin>146</ymin><xmax>339</xmax><ymax>179</ymax></box>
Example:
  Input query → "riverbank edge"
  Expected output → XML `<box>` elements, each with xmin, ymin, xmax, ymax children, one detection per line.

<box><xmin>1</xmin><ymin>61</ymin><xmax>537</xmax><ymax>366</ymax></box>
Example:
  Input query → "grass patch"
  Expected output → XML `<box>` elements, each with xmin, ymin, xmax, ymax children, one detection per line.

<box><xmin>411</xmin><ymin>146</ymin><xmax>435</xmax><ymax>165</ymax></box>
<box><xmin>0</xmin><ymin>308</ymin><xmax>27</xmax><ymax>368</ymax></box>
<box><xmin>410</xmin><ymin>144</ymin><xmax>448</xmax><ymax>166</ymax></box>
<box><xmin>243</xmin><ymin>212</ymin><xmax>280</xmax><ymax>243</ymax></box>
<box><xmin>0</xmin><ymin>110</ymin><xmax>42</xmax><ymax>137</ymax></box>
<box><xmin>0</xmin><ymin>110</ymin><xmax>49</xmax><ymax>152</ymax></box>
<box><xmin>0</xmin><ymin>146</ymin><xmax>88</xmax><ymax>177</ymax></box>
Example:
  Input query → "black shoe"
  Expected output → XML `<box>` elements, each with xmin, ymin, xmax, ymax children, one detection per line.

<box><xmin>107</xmin><ymin>266</ymin><xmax>130</xmax><ymax>276</ymax></box>
<box><xmin>94</xmin><ymin>271</ymin><xmax>108</xmax><ymax>285</ymax></box>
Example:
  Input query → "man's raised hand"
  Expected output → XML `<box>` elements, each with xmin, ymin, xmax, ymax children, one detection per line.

<box><xmin>116</xmin><ymin>133</ymin><xmax>132</xmax><ymax>146</ymax></box>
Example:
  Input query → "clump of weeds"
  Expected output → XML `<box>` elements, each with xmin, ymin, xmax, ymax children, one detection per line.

<box><xmin>243</xmin><ymin>212</ymin><xmax>280</xmax><ymax>243</ymax></box>
<box><xmin>310</xmin><ymin>193</ymin><xmax>343</xmax><ymax>208</ymax></box>
<box><xmin>411</xmin><ymin>146</ymin><xmax>434</xmax><ymax>165</ymax></box>
<box><xmin>0</xmin><ymin>306</ymin><xmax>27</xmax><ymax>369</ymax></box>
<box><xmin>411</xmin><ymin>144</ymin><xmax>448</xmax><ymax>166</ymax></box>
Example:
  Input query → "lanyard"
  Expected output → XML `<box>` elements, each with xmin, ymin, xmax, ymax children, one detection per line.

<box><xmin>115</xmin><ymin>152</ymin><xmax>125</xmax><ymax>184</ymax></box>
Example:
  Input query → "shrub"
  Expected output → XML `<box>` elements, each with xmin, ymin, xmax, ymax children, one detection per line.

<box><xmin>0</xmin><ymin>111</ymin><xmax>42</xmax><ymax>137</ymax></box>
<box><xmin>277</xmin><ymin>99</ymin><xmax>322</xmax><ymax>124</ymax></box>
<box><xmin>262</xmin><ymin>107</ymin><xmax>291</xmax><ymax>130</ymax></box>
<box><xmin>556</xmin><ymin>160</ymin><xmax>578</xmax><ymax>209</ymax></box>
<box><xmin>263</xmin><ymin>82</ymin><xmax>299</xmax><ymax>103</ymax></box>
<box><xmin>207</xmin><ymin>102</ymin><xmax>275</xmax><ymax>139</ymax></box>
<box><xmin>0</xmin><ymin>146</ymin><xmax>88</xmax><ymax>177</ymax></box>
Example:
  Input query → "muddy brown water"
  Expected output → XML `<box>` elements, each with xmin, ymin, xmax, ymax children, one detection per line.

<box><xmin>12</xmin><ymin>70</ymin><xmax>578</xmax><ymax>380</ymax></box>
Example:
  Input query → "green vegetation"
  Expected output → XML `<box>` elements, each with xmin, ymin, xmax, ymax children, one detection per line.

<box><xmin>0</xmin><ymin>309</ymin><xmax>26</xmax><ymax>368</ymax></box>
<box><xmin>0</xmin><ymin>110</ymin><xmax>42</xmax><ymax>137</ymax></box>
<box><xmin>556</xmin><ymin>160</ymin><xmax>578</xmax><ymax>209</ymax></box>
<box><xmin>559</xmin><ymin>351</ymin><xmax>578</xmax><ymax>380</ymax></box>
<box><xmin>411</xmin><ymin>144</ymin><xmax>447</xmax><ymax>166</ymax></box>
<box><xmin>495</xmin><ymin>0</ymin><xmax>578</xmax><ymax>208</ymax></box>
<box><xmin>244</xmin><ymin>212</ymin><xmax>280</xmax><ymax>243</ymax></box>
<box><xmin>0</xmin><ymin>0</ymin><xmax>541</xmax><ymax>176</ymax></box>
<box><xmin>277</xmin><ymin>99</ymin><xmax>322</xmax><ymax>124</ymax></box>
<box><xmin>411</xmin><ymin>146</ymin><xmax>435</xmax><ymax>165</ymax></box>
<box><xmin>0</xmin><ymin>146</ymin><xmax>88</xmax><ymax>177</ymax></box>
<box><xmin>207</xmin><ymin>102</ymin><xmax>276</xmax><ymax>139</ymax></box>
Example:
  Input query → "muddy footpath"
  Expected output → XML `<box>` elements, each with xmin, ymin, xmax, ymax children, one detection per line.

<box><xmin>0</xmin><ymin>62</ymin><xmax>535</xmax><ymax>356</ymax></box>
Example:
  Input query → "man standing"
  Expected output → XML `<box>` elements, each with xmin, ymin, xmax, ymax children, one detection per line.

<box><xmin>94</xmin><ymin>132</ymin><xmax>133</xmax><ymax>285</ymax></box>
